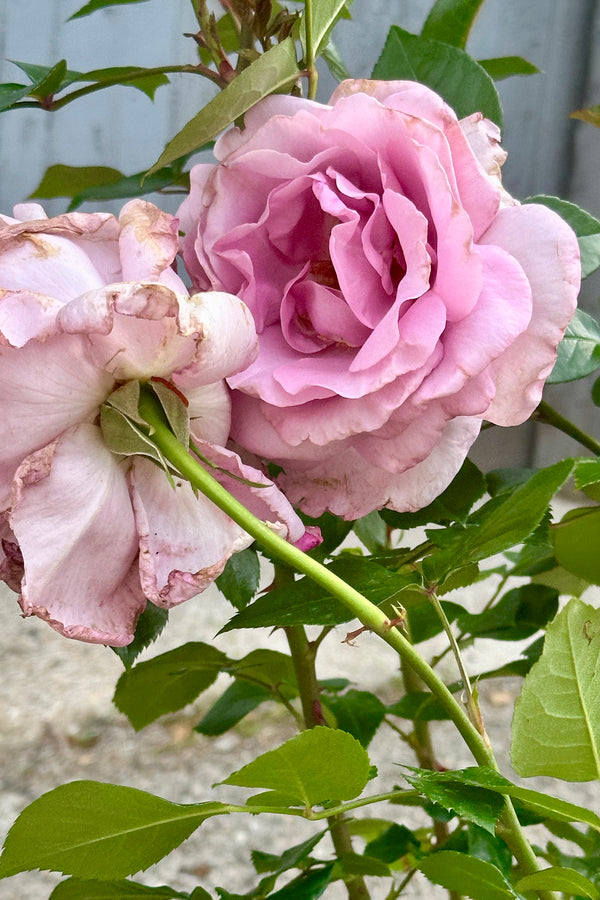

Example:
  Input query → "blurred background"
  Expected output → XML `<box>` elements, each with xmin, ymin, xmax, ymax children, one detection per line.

<box><xmin>0</xmin><ymin>0</ymin><xmax>599</xmax><ymax>464</ymax></box>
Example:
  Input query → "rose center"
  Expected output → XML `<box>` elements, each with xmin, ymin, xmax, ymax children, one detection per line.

<box><xmin>308</xmin><ymin>258</ymin><xmax>340</xmax><ymax>290</ymax></box>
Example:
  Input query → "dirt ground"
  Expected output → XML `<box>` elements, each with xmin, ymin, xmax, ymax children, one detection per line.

<box><xmin>1</xmin><ymin>552</ymin><xmax>599</xmax><ymax>899</ymax></box>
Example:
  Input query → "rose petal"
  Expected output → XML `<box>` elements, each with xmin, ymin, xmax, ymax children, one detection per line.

<box><xmin>118</xmin><ymin>199</ymin><xmax>186</xmax><ymax>293</ymax></box>
<box><xmin>480</xmin><ymin>203</ymin><xmax>580</xmax><ymax>424</ymax></box>
<box><xmin>131</xmin><ymin>456</ymin><xmax>253</xmax><ymax>607</ymax></box>
<box><xmin>8</xmin><ymin>424</ymin><xmax>145</xmax><ymax>645</ymax></box>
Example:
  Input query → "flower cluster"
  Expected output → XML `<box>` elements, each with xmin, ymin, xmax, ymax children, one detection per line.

<box><xmin>0</xmin><ymin>80</ymin><xmax>580</xmax><ymax>643</ymax></box>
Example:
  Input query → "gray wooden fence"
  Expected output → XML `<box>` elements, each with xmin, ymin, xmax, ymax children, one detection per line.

<box><xmin>0</xmin><ymin>0</ymin><xmax>599</xmax><ymax>468</ymax></box>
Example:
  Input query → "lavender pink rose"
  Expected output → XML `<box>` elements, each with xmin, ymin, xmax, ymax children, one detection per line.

<box><xmin>179</xmin><ymin>79</ymin><xmax>581</xmax><ymax>519</ymax></box>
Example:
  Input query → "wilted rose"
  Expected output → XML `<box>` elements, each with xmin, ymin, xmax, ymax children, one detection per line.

<box><xmin>0</xmin><ymin>200</ymin><xmax>306</xmax><ymax>644</ymax></box>
<box><xmin>179</xmin><ymin>80</ymin><xmax>580</xmax><ymax>518</ymax></box>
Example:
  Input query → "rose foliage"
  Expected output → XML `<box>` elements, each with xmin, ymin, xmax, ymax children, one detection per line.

<box><xmin>0</xmin><ymin>199</ymin><xmax>306</xmax><ymax>645</ymax></box>
<box><xmin>180</xmin><ymin>80</ymin><xmax>581</xmax><ymax>518</ymax></box>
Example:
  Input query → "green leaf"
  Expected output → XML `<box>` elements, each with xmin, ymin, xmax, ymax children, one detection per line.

<box><xmin>321</xmin><ymin>41</ymin><xmax>352</xmax><ymax>82</ymax></box>
<box><xmin>512</xmin><ymin>598</ymin><xmax>600</xmax><ymax>780</ymax></box>
<box><xmin>69</xmin><ymin>0</ymin><xmax>151</xmax><ymax>21</ymax></box>
<box><xmin>195</xmin><ymin>680</ymin><xmax>271</xmax><ymax>736</ymax></box>
<box><xmin>478</xmin><ymin>56</ymin><xmax>539</xmax><ymax>80</ymax></box>
<box><xmin>112</xmin><ymin>602</ymin><xmax>169</xmax><ymax>669</ymax></box>
<box><xmin>68</xmin><ymin>168</ymin><xmax>187</xmax><ymax>210</ymax></box>
<box><xmin>364</xmin><ymin>823</ymin><xmax>419</xmax><ymax>863</ymax></box>
<box><xmin>388</xmin><ymin>691</ymin><xmax>450</xmax><ymax>722</ymax></box>
<box><xmin>113</xmin><ymin>642</ymin><xmax>230</xmax><ymax>730</ymax></box>
<box><xmin>404</xmin><ymin>770</ymin><xmax>504</xmax><ymax>834</ymax></box>
<box><xmin>409</xmin><ymin>765</ymin><xmax>600</xmax><ymax>831</ymax></box>
<box><xmin>418</xmin><ymin>852</ymin><xmax>519</xmax><ymax>899</ymax></box>
<box><xmin>0</xmin><ymin>82</ymin><xmax>38</xmax><ymax>112</ymax></box>
<box><xmin>28</xmin><ymin>59</ymin><xmax>68</xmax><ymax>98</ymax></box>
<box><xmin>352</xmin><ymin>510</ymin><xmax>387</xmax><ymax>553</ymax></box>
<box><xmin>49</xmin><ymin>879</ymin><xmax>189</xmax><ymax>898</ymax></box>
<box><xmin>457</xmin><ymin>584</ymin><xmax>559</xmax><ymax>641</ymax></box>
<box><xmin>300</xmin><ymin>511</ymin><xmax>353</xmax><ymax>562</ymax></box>
<box><xmin>251</xmin><ymin>830</ymin><xmax>327</xmax><ymax>876</ymax></box>
<box><xmin>525</xmin><ymin>194</ymin><xmax>600</xmax><ymax>280</ymax></box>
<box><xmin>148</xmin><ymin>38</ymin><xmax>298</xmax><ymax>174</ymax></box>
<box><xmin>423</xmin><ymin>459</ymin><xmax>573</xmax><ymax>584</ymax></box>
<box><xmin>516</xmin><ymin>867</ymin><xmax>600</xmax><ymax>899</ymax></box>
<box><xmin>147</xmin><ymin>379</ymin><xmax>189</xmax><ymax>448</ymax></box>
<box><xmin>325</xmin><ymin>690</ymin><xmax>386</xmax><ymax>747</ymax></box>
<box><xmin>220</xmin><ymin>556</ymin><xmax>415</xmax><ymax>630</ymax></box>
<box><xmin>216</xmin><ymin>548</ymin><xmax>260</xmax><ymax>610</ymax></box>
<box><xmin>30</xmin><ymin>164</ymin><xmax>124</xmax><ymax>199</ymax></box>
<box><xmin>467</xmin><ymin>825</ymin><xmax>512</xmax><ymax>876</ymax></box>
<box><xmin>372</xmin><ymin>26</ymin><xmax>502</xmax><ymax>125</ymax></box>
<box><xmin>0</xmin><ymin>782</ymin><xmax>227</xmax><ymax>879</ymax></box>
<box><xmin>421</xmin><ymin>0</ymin><xmax>486</xmax><ymax>48</ymax></box>
<box><xmin>301</xmin><ymin>0</ymin><xmax>348</xmax><ymax>60</ymax></box>
<box><xmin>549</xmin><ymin>309</ymin><xmax>600</xmax><ymax>383</ymax></box>
<box><xmin>553</xmin><ymin>505</ymin><xmax>600</xmax><ymax>584</ymax></box>
<box><xmin>222</xmin><ymin>727</ymin><xmax>370</xmax><ymax>807</ymax></box>
<box><xmin>381</xmin><ymin>458</ymin><xmax>486</xmax><ymax>529</ymax></box>
<box><xmin>266</xmin><ymin>864</ymin><xmax>334</xmax><ymax>899</ymax></box>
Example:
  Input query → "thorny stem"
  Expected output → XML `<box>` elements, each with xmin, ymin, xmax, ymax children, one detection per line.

<box><xmin>534</xmin><ymin>400</ymin><xmax>600</xmax><ymax>456</ymax></box>
<box><xmin>137</xmin><ymin>387</ymin><xmax>559</xmax><ymax>900</ymax></box>
<box><xmin>283</xmin><ymin>617</ymin><xmax>370</xmax><ymax>900</ymax></box>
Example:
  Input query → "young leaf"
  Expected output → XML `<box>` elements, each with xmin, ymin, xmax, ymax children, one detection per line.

<box><xmin>113</xmin><ymin>642</ymin><xmax>230</xmax><ymax>730</ymax></box>
<box><xmin>548</xmin><ymin>309</ymin><xmax>600</xmax><ymax>383</ymax></box>
<box><xmin>216</xmin><ymin>547</ymin><xmax>260</xmax><ymax>610</ymax></box>
<box><xmin>148</xmin><ymin>38</ymin><xmax>299</xmax><ymax>174</ymax></box>
<box><xmin>112</xmin><ymin>602</ymin><xmax>169</xmax><ymax>669</ymax></box>
<box><xmin>221</xmin><ymin>727</ymin><xmax>370</xmax><ymax>807</ymax></box>
<box><xmin>49</xmin><ymin>879</ymin><xmax>189</xmax><ymax>898</ymax></box>
<box><xmin>478</xmin><ymin>56</ymin><xmax>540</xmax><ymax>80</ymax></box>
<box><xmin>516</xmin><ymin>867</ymin><xmax>600</xmax><ymax>899</ymax></box>
<box><xmin>324</xmin><ymin>689</ymin><xmax>386</xmax><ymax>748</ymax></box>
<box><xmin>512</xmin><ymin>598</ymin><xmax>600</xmax><ymax>780</ymax></box>
<box><xmin>572</xmin><ymin>104</ymin><xmax>600</xmax><ymax>128</ymax></box>
<box><xmin>553</xmin><ymin>506</ymin><xmax>600</xmax><ymax>584</ymax></box>
<box><xmin>69</xmin><ymin>0</ymin><xmax>151</xmax><ymax>21</ymax></box>
<box><xmin>372</xmin><ymin>26</ymin><xmax>502</xmax><ymax>125</ymax></box>
<box><xmin>0</xmin><ymin>782</ymin><xmax>227</xmax><ymax>879</ymax></box>
<box><xmin>525</xmin><ymin>195</ymin><xmax>600</xmax><ymax>279</ymax></box>
<box><xmin>421</xmin><ymin>0</ymin><xmax>486</xmax><ymax>48</ymax></box>
<box><xmin>418</xmin><ymin>851</ymin><xmax>519</xmax><ymax>899</ymax></box>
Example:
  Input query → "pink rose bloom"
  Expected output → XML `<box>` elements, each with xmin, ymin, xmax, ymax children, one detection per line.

<box><xmin>179</xmin><ymin>80</ymin><xmax>581</xmax><ymax>519</ymax></box>
<box><xmin>0</xmin><ymin>199</ymin><xmax>307</xmax><ymax>645</ymax></box>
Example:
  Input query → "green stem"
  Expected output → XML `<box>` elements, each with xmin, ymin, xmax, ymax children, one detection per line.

<box><xmin>284</xmin><ymin>620</ymin><xmax>370</xmax><ymax>900</ymax></box>
<box><xmin>303</xmin><ymin>0</ymin><xmax>319</xmax><ymax>99</ymax></box>
<box><xmin>534</xmin><ymin>400</ymin><xmax>600</xmax><ymax>456</ymax></box>
<box><xmin>137</xmin><ymin>388</ymin><xmax>558</xmax><ymax>900</ymax></box>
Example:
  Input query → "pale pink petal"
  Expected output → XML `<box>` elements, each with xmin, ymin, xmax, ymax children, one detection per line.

<box><xmin>0</xmin><ymin>333</ymin><xmax>113</xmax><ymax>506</ymax></box>
<box><xmin>186</xmin><ymin>381</ymin><xmax>231</xmax><ymax>447</ymax></box>
<box><xmin>173</xmin><ymin>292</ymin><xmax>258</xmax><ymax>388</ymax></box>
<box><xmin>58</xmin><ymin>282</ymin><xmax>197</xmax><ymax>381</ymax></box>
<box><xmin>0</xmin><ymin>290</ymin><xmax>64</xmax><ymax>346</ymax></box>
<box><xmin>131</xmin><ymin>456</ymin><xmax>253</xmax><ymax>607</ymax></box>
<box><xmin>8</xmin><ymin>424</ymin><xmax>145</xmax><ymax>645</ymax></box>
<box><xmin>480</xmin><ymin>204</ymin><xmax>580</xmax><ymax>424</ymax></box>
<box><xmin>118</xmin><ymin>199</ymin><xmax>186</xmax><ymax>293</ymax></box>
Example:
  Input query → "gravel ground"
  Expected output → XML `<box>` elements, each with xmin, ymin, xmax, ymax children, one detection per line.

<box><xmin>2</xmin><ymin>526</ymin><xmax>600</xmax><ymax>899</ymax></box>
